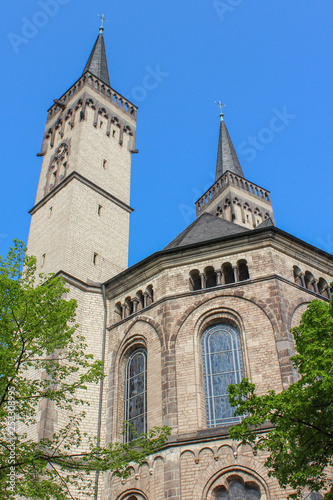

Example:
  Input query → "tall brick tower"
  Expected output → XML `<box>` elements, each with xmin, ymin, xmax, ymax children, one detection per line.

<box><xmin>27</xmin><ymin>25</ymin><xmax>137</xmax><ymax>284</ymax></box>
<box><xmin>25</xmin><ymin>27</ymin><xmax>138</xmax><ymax>475</ymax></box>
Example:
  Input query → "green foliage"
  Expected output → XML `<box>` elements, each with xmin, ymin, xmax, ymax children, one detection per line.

<box><xmin>228</xmin><ymin>290</ymin><xmax>333</xmax><ymax>499</ymax></box>
<box><xmin>0</xmin><ymin>241</ymin><xmax>170</xmax><ymax>499</ymax></box>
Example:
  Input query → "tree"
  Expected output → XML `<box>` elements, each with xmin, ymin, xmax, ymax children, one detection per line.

<box><xmin>0</xmin><ymin>241</ymin><xmax>170</xmax><ymax>499</ymax></box>
<box><xmin>228</xmin><ymin>291</ymin><xmax>333</xmax><ymax>500</ymax></box>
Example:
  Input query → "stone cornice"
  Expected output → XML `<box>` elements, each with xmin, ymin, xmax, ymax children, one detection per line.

<box><xmin>104</xmin><ymin>227</ymin><xmax>333</xmax><ymax>297</ymax></box>
<box><xmin>29</xmin><ymin>171</ymin><xmax>134</xmax><ymax>215</ymax></box>
<box><xmin>164</xmin><ymin>422</ymin><xmax>274</xmax><ymax>448</ymax></box>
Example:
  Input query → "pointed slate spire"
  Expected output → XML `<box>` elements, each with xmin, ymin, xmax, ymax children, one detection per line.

<box><xmin>82</xmin><ymin>29</ymin><xmax>110</xmax><ymax>87</ymax></box>
<box><xmin>215</xmin><ymin>114</ymin><xmax>244</xmax><ymax>181</ymax></box>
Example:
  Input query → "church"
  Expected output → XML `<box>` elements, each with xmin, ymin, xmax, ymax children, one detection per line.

<box><xmin>26</xmin><ymin>25</ymin><xmax>333</xmax><ymax>500</ymax></box>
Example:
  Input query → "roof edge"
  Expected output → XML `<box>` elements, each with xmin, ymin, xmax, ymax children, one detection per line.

<box><xmin>103</xmin><ymin>225</ymin><xmax>333</xmax><ymax>288</ymax></box>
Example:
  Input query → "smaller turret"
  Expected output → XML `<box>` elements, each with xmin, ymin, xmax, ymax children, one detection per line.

<box><xmin>196</xmin><ymin>110</ymin><xmax>275</xmax><ymax>229</ymax></box>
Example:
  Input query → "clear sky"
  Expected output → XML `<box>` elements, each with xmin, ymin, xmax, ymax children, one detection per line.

<box><xmin>1</xmin><ymin>0</ymin><xmax>332</xmax><ymax>266</ymax></box>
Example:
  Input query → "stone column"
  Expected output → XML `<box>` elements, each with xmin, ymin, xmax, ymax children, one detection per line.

<box><xmin>312</xmin><ymin>279</ymin><xmax>319</xmax><ymax>293</ymax></box>
<box><xmin>299</xmin><ymin>273</ymin><xmax>305</xmax><ymax>288</ymax></box>
<box><xmin>132</xmin><ymin>298</ymin><xmax>139</xmax><ymax>313</ymax></box>
<box><xmin>216</xmin><ymin>271</ymin><xmax>222</xmax><ymax>285</ymax></box>
<box><xmin>233</xmin><ymin>265</ymin><xmax>239</xmax><ymax>282</ymax></box>
<box><xmin>200</xmin><ymin>273</ymin><xmax>206</xmax><ymax>289</ymax></box>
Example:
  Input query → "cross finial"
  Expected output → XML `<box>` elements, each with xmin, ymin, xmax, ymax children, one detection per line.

<box><xmin>215</xmin><ymin>101</ymin><xmax>226</xmax><ymax>121</ymax></box>
<box><xmin>97</xmin><ymin>14</ymin><xmax>108</xmax><ymax>32</ymax></box>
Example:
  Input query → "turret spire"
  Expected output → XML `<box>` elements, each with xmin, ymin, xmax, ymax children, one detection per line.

<box><xmin>82</xmin><ymin>26</ymin><xmax>110</xmax><ymax>87</ymax></box>
<box><xmin>215</xmin><ymin>107</ymin><xmax>244</xmax><ymax>180</ymax></box>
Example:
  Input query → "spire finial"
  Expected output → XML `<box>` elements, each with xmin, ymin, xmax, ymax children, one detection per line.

<box><xmin>215</xmin><ymin>101</ymin><xmax>226</xmax><ymax>121</ymax></box>
<box><xmin>97</xmin><ymin>14</ymin><xmax>108</xmax><ymax>33</ymax></box>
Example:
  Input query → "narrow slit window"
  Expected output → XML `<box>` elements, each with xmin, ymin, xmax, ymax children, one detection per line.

<box><xmin>97</xmin><ymin>205</ymin><xmax>102</xmax><ymax>216</ymax></box>
<box><xmin>93</xmin><ymin>252</ymin><xmax>98</xmax><ymax>265</ymax></box>
<box><xmin>41</xmin><ymin>253</ymin><xmax>46</xmax><ymax>267</ymax></box>
<box><xmin>102</xmin><ymin>159</ymin><xmax>107</xmax><ymax>169</ymax></box>
<box><xmin>48</xmin><ymin>207</ymin><xmax>53</xmax><ymax>218</ymax></box>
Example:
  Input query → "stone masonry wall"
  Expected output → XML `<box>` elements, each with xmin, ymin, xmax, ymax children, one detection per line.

<box><xmin>102</xmin><ymin>240</ymin><xmax>333</xmax><ymax>499</ymax></box>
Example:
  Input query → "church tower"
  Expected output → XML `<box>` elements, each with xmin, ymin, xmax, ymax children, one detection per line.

<box><xmin>24</xmin><ymin>23</ymin><xmax>333</xmax><ymax>500</ymax></box>
<box><xmin>27</xmin><ymin>25</ymin><xmax>137</xmax><ymax>283</ymax></box>
<box><xmin>196</xmin><ymin>108</ymin><xmax>274</xmax><ymax>229</ymax></box>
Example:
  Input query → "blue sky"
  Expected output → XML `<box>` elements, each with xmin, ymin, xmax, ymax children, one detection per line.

<box><xmin>1</xmin><ymin>0</ymin><xmax>332</xmax><ymax>266</ymax></box>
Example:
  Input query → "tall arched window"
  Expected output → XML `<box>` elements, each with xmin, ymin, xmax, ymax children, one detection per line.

<box><xmin>202</xmin><ymin>324</ymin><xmax>244</xmax><ymax>427</ymax></box>
<box><xmin>124</xmin><ymin>349</ymin><xmax>147</xmax><ymax>442</ymax></box>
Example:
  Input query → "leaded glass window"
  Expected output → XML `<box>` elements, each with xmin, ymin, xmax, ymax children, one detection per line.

<box><xmin>124</xmin><ymin>348</ymin><xmax>147</xmax><ymax>442</ymax></box>
<box><xmin>202</xmin><ymin>324</ymin><xmax>244</xmax><ymax>427</ymax></box>
<box><xmin>216</xmin><ymin>481</ymin><xmax>261</xmax><ymax>499</ymax></box>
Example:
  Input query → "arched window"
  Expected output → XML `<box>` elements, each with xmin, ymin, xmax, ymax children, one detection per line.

<box><xmin>222</xmin><ymin>263</ymin><xmax>235</xmax><ymax>285</ymax></box>
<box><xmin>125</xmin><ymin>297</ymin><xmax>133</xmax><ymax>316</ymax></box>
<box><xmin>215</xmin><ymin>480</ymin><xmax>261</xmax><ymax>499</ymax></box>
<box><xmin>293</xmin><ymin>265</ymin><xmax>303</xmax><ymax>286</ymax></box>
<box><xmin>146</xmin><ymin>285</ymin><xmax>154</xmax><ymax>305</ymax></box>
<box><xmin>190</xmin><ymin>269</ymin><xmax>201</xmax><ymax>291</ymax></box>
<box><xmin>237</xmin><ymin>260</ymin><xmax>250</xmax><ymax>281</ymax></box>
<box><xmin>204</xmin><ymin>266</ymin><xmax>217</xmax><ymax>288</ymax></box>
<box><xmin>123</xmin><ymin>494</ymin><xmax>147</xmax><ymax>500</ymax></box>
<box><xmin>304</xmin><ymin>271</ymin><xmax>315</xmax><ymax>291</ymax></box>
<box><xmin>318</xmin><ymin>278</ymin><xmax>330</xmax><ymax>298</ymax></box>
<box><xmin>124</xmin><ymin>349</ymin><xmax>147</xmax><ymax>442</ymax></box>
<box><xmin>202</xmin><ymin>324</ymin><xmax>244</xmax><ymax>427</ymax></box>
<box><xmin>115</xmin><ymin>302</ymin><xmax>122</xmax><ymax>321</ymax></box>
<box><xmin>308</xmin><ymin>493</ymin><xmax>324</xmax><ymax>500</ymax></box>
<box><xmin>136</xmin><ymin>290</ymin><xmax>145</xmax><ymax>310</ymax></box>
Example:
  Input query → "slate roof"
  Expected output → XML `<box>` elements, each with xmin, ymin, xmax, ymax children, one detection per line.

<box><xmin>82</xmin><ymin>32</ymin><xmax>110</xmax><ymax>87</ymax></box>
<box><xmin>164</xmin><ymin>213</ymin><xmax>249</xmax><ymax>250</ymax></box>
<box><xmin>256</xmin><ymin>217</ymin><xmax>275</xmax><ymax>228</ymax></box>
<box><xmin>215</xmin><ymin>119</ymin><xmax>244</xmax><ymax>180</ymax></box>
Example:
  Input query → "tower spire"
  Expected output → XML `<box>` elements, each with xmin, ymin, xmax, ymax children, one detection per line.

<box><xmin>82</xmin><ymin>24</ymin><xmax>110</xmax><ymax>87</ymax></box>
<box><xmin>215</xmin><ymin>105</ymin><xmax>244</xmax><ymax>180</ymax></box>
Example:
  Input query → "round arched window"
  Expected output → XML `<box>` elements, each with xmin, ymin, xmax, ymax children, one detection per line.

<box><xmin>202</xmin><ymin>324</ymin><xmax>244</xmax><ymax>427</ymax></box>
<box><xmin>124</xmin><ymin>349</ymin><xmax>147</xmax><ymax>442</ymax></box>
<box><xmin>216</xmin><ymin>480</ymin><xmax>261</xmax><ymax>499</ymax></box>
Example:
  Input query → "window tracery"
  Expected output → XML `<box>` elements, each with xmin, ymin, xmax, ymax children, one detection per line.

<box><xmin>45</xmin><ymin>142</ymin><xmax>69</xmax><ymax>193</ymax></box>
<box><xmin>215</xmin><ymin>480</ymin><xmax>261</xmax><ymax>499</ymax></box>
<box><xmin>202</xmin><ymin>324</ymin><xmax>244</xmax><ymax>427</ymax></box>
<box><xmin>308</xmin><ymin>493</ymin><xmax>323</xmax><ymax>500</ymax></box>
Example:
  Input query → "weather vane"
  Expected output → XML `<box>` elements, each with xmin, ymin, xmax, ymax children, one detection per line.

<box><xmin>97</xmin><ymin>14</ymin><xmax>108</xmax><ymax>32</ymax></box>
<box><xmin>215</xmin><ymin>101</ymin><xmax>226</xmax><ymax>121</ymax></box>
